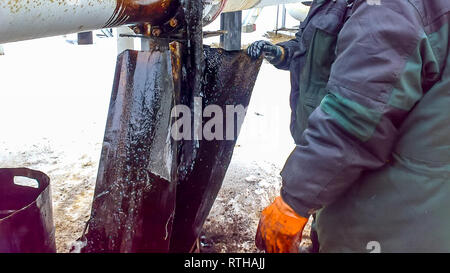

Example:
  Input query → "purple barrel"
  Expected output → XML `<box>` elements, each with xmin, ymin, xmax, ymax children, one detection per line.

<box><xmin>0</xmin><ymin>168</ymin><xmax>56</xmax><ymax>253</ymax></box>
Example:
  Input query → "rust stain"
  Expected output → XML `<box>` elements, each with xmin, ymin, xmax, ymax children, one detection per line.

<box><xmin>169</xmin><ymin>41</ymin><xmax>181</xmax><ymax>88</ymax></box>
<box><xmin>3</xmin><ymin>0</ymin><xmax>177</xmax><ymax>26</ymax></box>
<box><xmin>104</xmin><ymin>0</ymin><xmax>179</xmax><ymax>28</ymax></box>
<box><xmin>6</xmin><ymin>0</ymin><xmax>24</xmax><ymax>14</ymax></box>
<box><xmin>4</xmin><ymin>0</ymin><xmax>72</xmax><ymax>14</ymax></box>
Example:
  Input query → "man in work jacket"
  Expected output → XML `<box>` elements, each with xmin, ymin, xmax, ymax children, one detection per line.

<box><xmin>247</xmin><ymin>0</ymin><xmax>450</xmax><ymax>252</ymax></box>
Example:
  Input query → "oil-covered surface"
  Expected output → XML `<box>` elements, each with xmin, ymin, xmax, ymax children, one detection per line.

<box><xmin>179</xmin><ymin>0</ymin><xmax>204</xmax><ymax>99</ymax></box>
<box><xmin>0</xmin><ymin>168</ymin><xmax>56</xmax><ymax>253</ymax></box>
<box><xmin>105</xmin><ymin>0</ymin><xmax>180</xmax><ymax>27</ymax></box>
<box><xmin>170</xmin><ymin>47</ymin><xmax>263</xmax><ymax>252</ymax></box>
<box><xmin>81</xmin><ymin>46</ymin><xmax>261</xmax><ymax>252</ymax></box>
<box><xmin>80</xmin><ymin>23</ymin><xmax>261</xmax><ymax>251</ymax></box>
<box><xmin>81</xmin><ymin>44</ymin><xmax>180</xmax><ymax>252</ymax></box>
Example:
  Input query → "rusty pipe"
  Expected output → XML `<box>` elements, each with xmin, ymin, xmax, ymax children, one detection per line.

<box><xmin>0</xmin><ymin>0</ymin><xmax>180</xmax><ymax>44</ymax></box>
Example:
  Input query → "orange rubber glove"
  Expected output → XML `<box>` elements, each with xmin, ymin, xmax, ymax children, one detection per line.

<box><xmin>255</xmin><ymin>196</ymin><xmax>309</xmax><ymax>253</ymax></box>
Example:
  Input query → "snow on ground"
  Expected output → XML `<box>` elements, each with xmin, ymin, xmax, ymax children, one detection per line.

<box><xmin>0</xmin><ymin>6</ymin><xmax>312</xmax><ymax>253</ymax></box>
<box><xmin>0</xmin><ymin>35</ymin><xmax>115</xmax><ymax>252</ymax></box>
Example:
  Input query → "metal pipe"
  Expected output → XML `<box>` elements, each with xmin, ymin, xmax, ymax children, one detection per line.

<box><xmin>204</xmin><ymin>0</ymin><xmax>303</xmax><ymax>26</ymax></box>
<box><xmin>222</xmin><ymin>0</ymin><xmax>303</xmax><ymax>13</ymax></box>
<box><xmin>286</xmin><ymin>2</ymin><xmax>310</xmax><ymax>22</ymax></box>
<box><xmin>275</xmin><ymin>4</ymin><xmax>279</xmax><ymax>34</ymax></box>
<box><xmin>0</xmin><ymin>0</ymin><xmax>179</xmax><ymax>44</ymax></box>
<box><xmin>0</xmin><ymin>0</ymin><xmax>303</xmax><ymax>44</ymax></box>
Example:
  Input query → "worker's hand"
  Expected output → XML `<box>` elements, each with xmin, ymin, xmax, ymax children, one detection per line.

<box><xmin>246</xmin><ymin>40</ymin><xmax>284</xmax><ymax>63</ymax></box>
<box><xmin>255</xmin><ymin>196</ymin><xmax>308</xmax><ymax>253</ymax></box>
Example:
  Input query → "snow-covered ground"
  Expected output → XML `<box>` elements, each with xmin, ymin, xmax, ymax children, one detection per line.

<box><xmin>0</xmin><ymin>6</ymin><xmax>311</xmax><ymax>252</ymax></box>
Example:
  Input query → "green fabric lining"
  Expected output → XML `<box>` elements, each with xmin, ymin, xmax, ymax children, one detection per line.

<box><xmin>388</xmin><ymin>24</ymin><xmax>447</xmax><ymax>110</ymax></box>
<box><xmin>320</xmin><ymin>92</ymin><xmax>382</xmax><ymax>142</ymax></box>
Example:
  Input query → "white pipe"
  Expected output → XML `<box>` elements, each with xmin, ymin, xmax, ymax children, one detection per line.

<box><xmin>286</xmin><ymin>2</ymin><xmax>310</xmax><ymax>22</ymax></box>
<box><xmin>0</xmin><ymin>0</ymin><xmax>305</xmax><ymax>44</ymax></box>
<box><xmin>0</xmin><ymin>0</ymin><xmax>177</xmax><ymax>44</ymax></box>
<box><xmin>0</xmin><ymin>0</ymin><xmax>117</xmax><ymax>44</ymax></box>
<box><xmin>222</xmin><ymin>0</ymin><xmax>304</xmax><ymax>13</ymax></box>
<box><xmin>203</xmin><ymin>0</ymin><xmax>304</xmax><ymax>25</ymax></box>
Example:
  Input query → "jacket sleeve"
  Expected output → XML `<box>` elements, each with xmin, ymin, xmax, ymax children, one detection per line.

<box><xmin>271</xmin><ymin>31</ymin><xmax>303</xmax><ymax>70</ymax></box>
<box><xmin>272</xmin><ymin>0</ymin><xmax>323</xmax><ymax>70</ymax></box>
<box><xmin>280</xmin><ymin>0</ymin><xmax>428</xmax><ymax>217</ymax></box>
<box><xmin>273</xmin><ymin>0</ymin><xmax>328</xmax><ymax>70</ymax></box>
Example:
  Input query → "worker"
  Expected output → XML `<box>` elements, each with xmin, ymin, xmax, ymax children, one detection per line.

<box><xmin>247</xmin><ymin>0</ymin><xmax>450</xmax><ymax>252</ymax></box>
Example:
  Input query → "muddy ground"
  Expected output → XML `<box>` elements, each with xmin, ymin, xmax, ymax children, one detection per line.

<box><xmin>0</xmin><ymin>138</ymin><xmax>312</xmax><ymax>253</ymax></box>
<box><xmin>201</xmin><ymin>155</ymin><xmax>313</xmax><ymax>253</ymax></box>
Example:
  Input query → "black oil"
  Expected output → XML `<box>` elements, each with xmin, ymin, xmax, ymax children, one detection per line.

<box><xmin>82</xmin><ymin>1</ymin><xmax>263</xmax><ymax>252</ymax></box>
<box><xmin>170</xmin><ymin>47</ymin><xmax>263</xmax><ymax>252</ymax></box>
<box><xmin>82</xmin><ymin>45</ymin><xmax>262</xmax><ymax>253</ymax></box>
<box><xmin>82</xmin><ymin>44</ymin><xmax>179</xmax><ymax>253</ymax></box>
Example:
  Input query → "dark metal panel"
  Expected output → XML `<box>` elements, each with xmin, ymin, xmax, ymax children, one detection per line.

<box><xmin>77</xmin><ymin>32</ymin><xmax>94</xmax><ymax>45</ymax></box>
<box><xmin>170</xmin><ymin>47</ymin><xmax>263</xmax><ymax>252</ymax></box>
<box><xmin>220</xmin><ymin>11</ymin><xmax>243</xmax><ymax>51</ymax></box>
<box><xmin>82</xmin><ymin>43</ymin><xmax>181</xmax><ymax>253</ymax></box>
